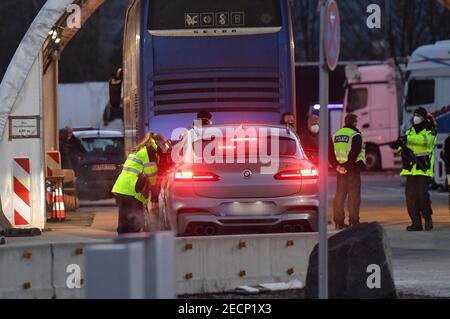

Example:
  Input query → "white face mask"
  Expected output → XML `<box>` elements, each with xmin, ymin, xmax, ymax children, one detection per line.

<box><xmin>413</xmin><ymin>115</ymin><xmax>423</xmax><ymax>125</ymax></box>
<box><xmin>310</xmin><ymin>124</ymin><xmax>319</xmax><ymax>134</ymax></box>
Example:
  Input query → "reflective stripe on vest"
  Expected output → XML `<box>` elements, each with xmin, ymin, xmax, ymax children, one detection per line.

<box><xmin>122</xmin><ymin>166</ymin><xmax>141</xmax><ymax>175</ymax></box>
<box><xmin>127</xmin><ymin>155</ymin><xmax>144</xmax><ymax>166</ymax></box>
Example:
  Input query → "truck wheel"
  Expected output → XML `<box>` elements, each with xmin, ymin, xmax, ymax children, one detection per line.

<box><xmin>365</xmin><ymin>146</ymin><xmax>381</xmax><ymax>171</ymax></box>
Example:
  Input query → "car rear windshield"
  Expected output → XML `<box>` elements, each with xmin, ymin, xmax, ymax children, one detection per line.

<box><xmin>80</xmin><ymin>138</ymin><xmax>124</xmax><ymax>155</ymax></box>
<box><xmin>148</xmin><ymin>0</ymin><xmax>282</xmax><ymax>30</ymax></box>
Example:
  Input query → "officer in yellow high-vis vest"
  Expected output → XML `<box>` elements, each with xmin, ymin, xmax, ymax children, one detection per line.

<box><xmin>395</xmin><ymin>107</ymin><xmax>437</xmax><ymax>231</ymax></box>
<box><xmin>112</xmin><ymin>133</ymin><xmax>160</xmax><ymax>234</ymax></box>
<box><xmin>332</xmin><ymin>114</ymin><xmax>366</xmax><ymax>230</ymax></box>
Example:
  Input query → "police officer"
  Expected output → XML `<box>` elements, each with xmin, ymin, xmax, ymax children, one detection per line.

<box><xmin>396</xmin><ymin>107</ymin><xmax>437</xmax><ymax>231</ymax></box>
<box><xmin>112</xmin><ymin>133</ymin><xmax>160</xmax><ymax>234</ymax></box>
<box><xmin>197</xmin><ymin>111</ymin><xmax>213</xmax><ymax>126</ymax></box>
<box><xmin>332</xmin><ymin>113</ymin><xmax>366</xmax><ymax>230</ymax></box>
<box><xmin>280</xmin><ymin>112</ymin><xmax>296</xmax><ymax>129</ymax></box>
<box><xmin>299</xmin><ymin>114</ymin><xmax>319</xmax><ymax>166</ymax></box>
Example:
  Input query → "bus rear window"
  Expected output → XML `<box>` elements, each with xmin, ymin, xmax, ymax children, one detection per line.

<box><xmin>406</xmin><ymin>79</ymin><xmax>435</xmax><ymax>107</ymax></box>
<box><xmin>148</xmin><ymin>0</ymin><xmax>282</xmax><ymax>30</ymax></box>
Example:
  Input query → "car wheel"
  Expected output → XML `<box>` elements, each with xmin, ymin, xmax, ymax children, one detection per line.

<box><xmin>365</xmin><ymin>146</ymin><xmax>381</xmax><ymax>171</ymax></box>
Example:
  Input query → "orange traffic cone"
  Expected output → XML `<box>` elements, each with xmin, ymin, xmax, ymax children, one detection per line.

<box><xmin>51</xmin><ymin>181</ymin><xmax>66</xmax><ymax>221</ymax></box>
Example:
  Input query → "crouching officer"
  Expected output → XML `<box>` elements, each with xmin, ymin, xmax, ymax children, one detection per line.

<box><xmin>393</xmin><ymin>107</ymin><xmax>437</xmax><ymax>231</ymax></box>
<box><xmin>112</xmin><ymin>133</ymin><xmax>159</xmax><ymax>234</ymax></box>
<box><xmin>332</xmin><ymin>114</ymin><xmax>366</xmax><ymax>229</ymax></box>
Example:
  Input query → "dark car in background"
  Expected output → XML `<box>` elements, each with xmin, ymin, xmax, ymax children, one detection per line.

<box><xmin>72</xmin><ymin>130</ymin><xmax>125</xmax><ymax>201</ymax></box>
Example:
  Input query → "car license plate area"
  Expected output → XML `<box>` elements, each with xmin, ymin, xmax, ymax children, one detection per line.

<box><xmin>220</xmin><ymin>202</ymin><xmax>276</xmax><ymax>216</ymax></box>
<box><xmin>91</xmin><ymin>164</ymin><xmax>117</xmax><ymax>171</ymax></box>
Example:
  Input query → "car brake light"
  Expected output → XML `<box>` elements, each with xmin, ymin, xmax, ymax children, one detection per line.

<box><xmin>175</xmin><ymin>170</ymin><xmax>220</xmax><ymax>181</ymax></box>
<box><xmin>274</xmin><ymin>168</ymin><xmax>319</xmax><ymax>180</ymax></box>
<box><xmin>230</xmin><ymin>137</ymin><xmax>258</xmax><ymax>142</ymax></box>
<box><xmin>300</xmin><ymin>168</ymin><xmax>319</xmax><ymax>179</ymax></box>
<box><xmin>218</xmin><ymin>145</ymin><xmax>236</xmax><ymax>150</ymax></box>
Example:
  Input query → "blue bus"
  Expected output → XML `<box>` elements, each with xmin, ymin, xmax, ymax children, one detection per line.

<box><xmin>120</xmin><ymin>0</ymin><xmax>296</xmax><ymax>149</ymax></box>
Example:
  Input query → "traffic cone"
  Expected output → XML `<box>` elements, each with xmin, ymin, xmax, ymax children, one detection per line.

<box><xmin>51</xmin><ymin>181</ymin><xmax>66</xmax><ymax>221</ymax></box>
<box><xmin>46</xmin><ymin>183</ymin><xmax>54</xmax><ymax>207</ymax></box>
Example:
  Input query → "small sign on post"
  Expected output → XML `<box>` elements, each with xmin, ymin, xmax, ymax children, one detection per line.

<box><xmin>8</xmin><ymin>115</ymin><xmax>40</xmax><ymax>140</ymax></box>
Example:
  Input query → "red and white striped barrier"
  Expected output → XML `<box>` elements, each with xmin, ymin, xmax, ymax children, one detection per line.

<box><xmin>13</xmin><ymin>158</ymin><xmax>31</xmax><ymax>226</ymax></box>
<box><xmin>46</xmin><ymin>151</ymin><xmax>61</xmax><ymax>177</ymax></box>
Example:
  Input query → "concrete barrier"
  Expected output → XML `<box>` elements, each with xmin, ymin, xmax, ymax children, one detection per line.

<box><xmin>0</xmin><ymin>244</ymin><xmax>53</xmax><ymax>299</ymax></box>
<box><xmin>176</xmin><ymin>233</ymin><xmax>319</xmax><ymax>295</ymax></box>
<box><xmin>86</xmin><ymin>232</ymin><xmax>176</xmax><ymax>299</ymax></box>
<box><xmin>0</xmin><ymin>232</ymin><xmax>320</xmax><ymax>297</ymax></box>
<box><xmin>52</xmin><ymin>242</ymin><xmax>106</xmax><ymax>299</ymax></box>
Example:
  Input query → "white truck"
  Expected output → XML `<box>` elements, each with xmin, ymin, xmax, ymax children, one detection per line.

<box><xmin>403</xmin><ymin>40</ymin><xmax>450</xmax><ymax>187</ymax></box>
<box><xmin>343</xmin><ymin>61</ymin><xmax>404</xmax><ymax>171</ymax></box>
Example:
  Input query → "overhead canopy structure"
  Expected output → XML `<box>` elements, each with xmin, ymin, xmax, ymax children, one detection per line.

<box><xmin>0</xmin><ymin>0</ymin><xmax>105</xmax><ymax>230</ymax></box>
<box><xmin>0</xmin><ymin>0</ymin><xmax>104</xmax><ymax>139</ymax></box>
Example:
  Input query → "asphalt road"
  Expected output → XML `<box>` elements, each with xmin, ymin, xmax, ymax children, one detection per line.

<box><xmin>328</xmin><ymin>171</ymin><xmax>450</xmax><ymax>297</ymax></box>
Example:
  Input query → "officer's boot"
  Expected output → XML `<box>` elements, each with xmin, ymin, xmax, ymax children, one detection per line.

<box><xmin>424</xmin><ymin>217</ymin><xmax>433</xmax><ymax>231</ymax></box>
<box><xmin>406</xmin><ymin>224</ymin><xmax>423</xmax><ymax>231</ymax></box>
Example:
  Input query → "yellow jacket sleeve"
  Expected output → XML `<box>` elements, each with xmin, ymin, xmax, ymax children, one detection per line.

<box><xmin>407</xmin><ymin>133</ymin><xmax>434</xmax><ymax>146</ymax></box>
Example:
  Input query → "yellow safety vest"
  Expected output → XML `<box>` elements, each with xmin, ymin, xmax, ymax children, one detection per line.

<box><xmin>400</xmin><ymin>127</ymin><xmax>436</xmax><ymax>177</ymax></box>
<box><xmin>112</xmin><ymin>141</ymin><xmax>159</xmax><ymax>204</ymax></box>
<box><xmin>333</xmin><ymin>127</ymin><xmax>366</xmax><ymax>165</ymax></box>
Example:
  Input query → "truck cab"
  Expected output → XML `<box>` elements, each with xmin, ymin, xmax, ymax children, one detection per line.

<box><xmin>403</xmin><ymin>40</ymin><xmax>450</xmax><ymax>187</ymax></box>
<box><xmin>343</xmin><ymin>63</ymin><xmax>404</xmax><ymax>171</ymax></box>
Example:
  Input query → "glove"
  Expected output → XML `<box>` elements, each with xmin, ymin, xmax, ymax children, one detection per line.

<box><xmin>390</xmin><ymin>136</ymin><xmax>406</xmax><ymax>150</ymax></box>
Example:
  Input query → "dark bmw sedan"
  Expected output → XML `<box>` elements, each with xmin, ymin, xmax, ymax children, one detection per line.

<box><xmin>73</xmin><ymin>130</ymin><xmax>124</xmax><ymax>201</ymax></box>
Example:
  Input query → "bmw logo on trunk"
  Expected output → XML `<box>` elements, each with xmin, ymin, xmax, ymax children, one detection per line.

<box><xmin>242</xmin><ymin>169</ymin><xmax>252</xmax><ymax>179</ymax></box>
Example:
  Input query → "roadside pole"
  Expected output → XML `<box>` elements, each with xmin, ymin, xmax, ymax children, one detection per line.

<box><xmin>318</xmin><ymin>0</ymin><xmax>329</xmax><ymax>299</ymax></box>
<box><xmin>318</xmin><ymin>0</ymin><xmax>341</xmax><ymax>299</ymax></box>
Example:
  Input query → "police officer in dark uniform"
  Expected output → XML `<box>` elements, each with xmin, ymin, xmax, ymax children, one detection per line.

<box><xmin>332</xmin><ymin>114</ymin><xmax>366</xmax><ymax>229</ymax></box>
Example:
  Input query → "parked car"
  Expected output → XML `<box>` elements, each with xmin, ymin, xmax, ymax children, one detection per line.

<box><xmin>72</xmin><ymin>130</ymin><xmax>124</xmax><ymax>201</ymax></box>
<box><xmin>157</xmin><ymin>124</ymin><xmax>319</xmax><ymax>236</ymax></box>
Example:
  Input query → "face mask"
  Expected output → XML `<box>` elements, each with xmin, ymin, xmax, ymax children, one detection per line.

<box><xmin>310</xmin><ymin>124</ymin><xmax>319</xmax><ymax>134</ymax></box>
<box><xmin>413</xmin><ymin>115</ymin><xmax>423</xmax><ymax>125</ymax></box>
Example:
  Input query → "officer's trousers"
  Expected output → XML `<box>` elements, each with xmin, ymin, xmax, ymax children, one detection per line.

<box><xmin>115</xmin><ymin>194</ymin><xmax>145</xmax><ymax>234</ymax></box>
<box><xmin>333</xmin><ymin>170</ymin><xmax>361</xmax><ymax>225</ymax></box>
<box><xmin>405</xmin><ymin>175</ymin><xmax>433</xmax><ymax>226</ymax></box>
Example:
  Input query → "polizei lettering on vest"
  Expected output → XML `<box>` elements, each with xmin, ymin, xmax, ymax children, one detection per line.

<box><xmin>178</xmin><ymin>303</ymin><xmax>213</xmax><ymax>317</ymax></box>
<box><xmin>334</xmin><ymin>135</ymin><xmax>350</xmax><ymax>143</ymax></box>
